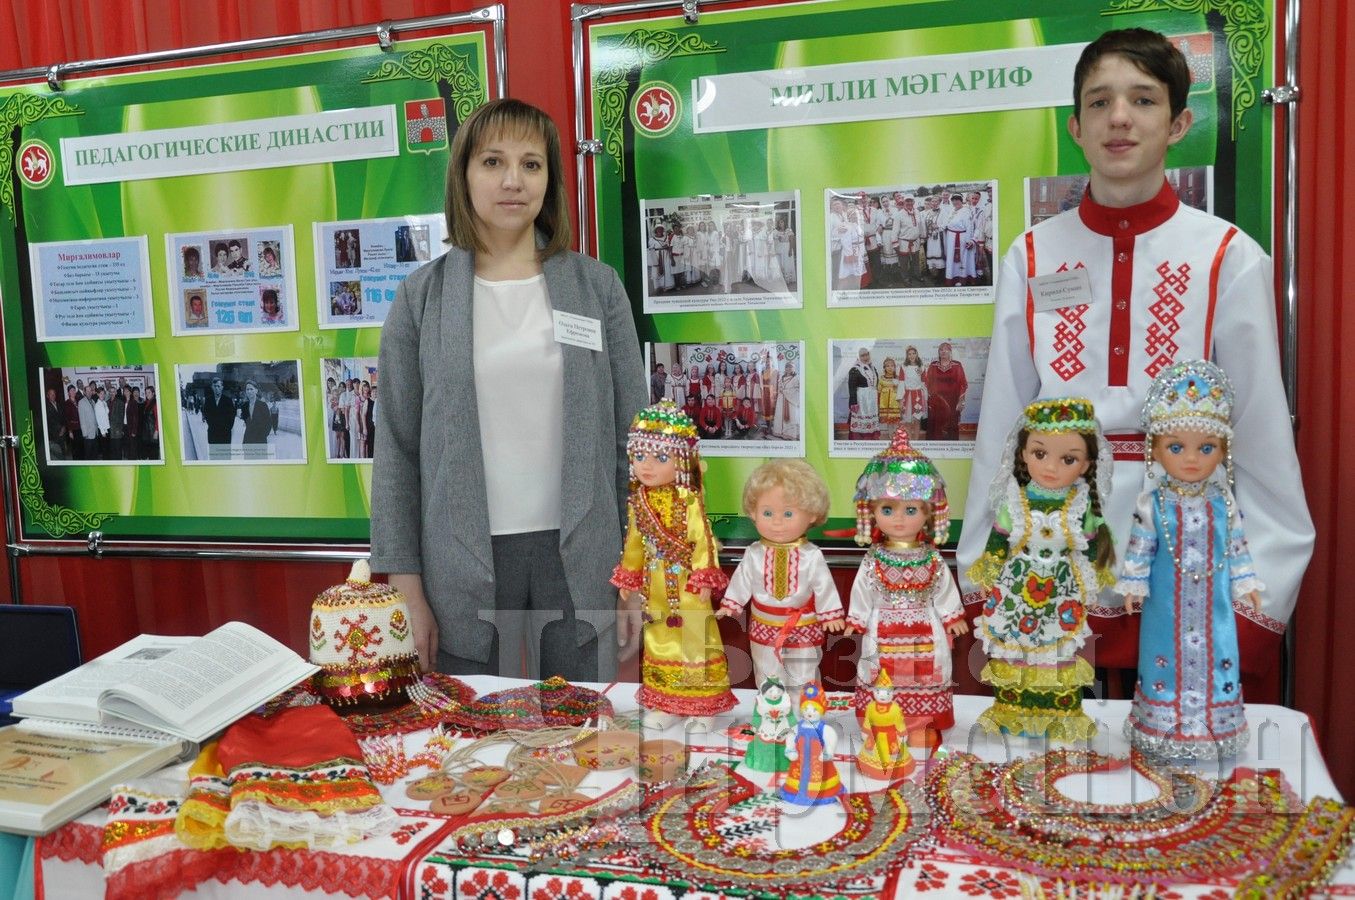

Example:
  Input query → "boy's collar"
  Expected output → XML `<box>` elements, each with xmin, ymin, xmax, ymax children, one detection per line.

<box><xmin>1077</xmin><ymin>178</ymin><xmax>1179</xmax><ymax>237</ymax></box>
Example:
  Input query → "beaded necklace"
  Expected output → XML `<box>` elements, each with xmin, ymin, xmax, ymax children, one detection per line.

<box><xmin>1012</xmin><ymin>482</ymin><xmax>1089</xmax><ymax>600</ymax></box>
<box><xmin>637</xmin><ymin>484</ymin><xmax>692</xmax><ymax>626</ymax></box>
<box><xmin>870</xmin><ymin>540</ymin><xmax>941</xmax><ymax>602</ymax></box>
<box><xmin>1155</xmin><ymin>477</ymin><xmax>1230</xmax><ymax>582</ymax></box>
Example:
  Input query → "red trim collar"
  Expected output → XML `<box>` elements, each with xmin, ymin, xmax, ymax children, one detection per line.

<box><xmin>1077</xmin><ymin>179</ymin><xmax>1180</xmax><ymax>237</ymax></box>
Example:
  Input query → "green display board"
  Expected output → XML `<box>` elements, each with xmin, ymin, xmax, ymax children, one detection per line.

<box><xmin>585</xmin><ymin>0</ymin><xmax>1274</xmax><ymax>543</ymax></box>
<box><xmin>1</xmin><ymin>31</ymin><xmax>491</xmax><ymax>542</ymax></box>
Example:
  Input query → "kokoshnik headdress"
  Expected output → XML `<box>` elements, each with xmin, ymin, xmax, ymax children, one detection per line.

<box><xmin>989</xmin><ymin>397</ymin><xmax>1113</xmax><ymax>514</ymax></box>
<box><xmin>627</xmin><ymin>400</ymin><xmax>701</xmax><ymax>489</ymax></box>
<box><xmin>853</xmin><ymin>425</ymin><xmax>949</xmax><ymax>547</ymax></box>
<box><xmin>1140</xmin><ymin>359</ymin><xmax>1236</xmax><ymax>487</ymax></box>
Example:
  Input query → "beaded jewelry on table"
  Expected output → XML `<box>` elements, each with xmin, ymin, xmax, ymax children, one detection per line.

<box><xmin>592</xmin><ymin>760</ymin><xmax>929</xmax><ymax>896</ymax></box>
<box><xmin>927</xmin><ymin>748</ymin><xmax>1355</xmax><ymax>891</ymax></box>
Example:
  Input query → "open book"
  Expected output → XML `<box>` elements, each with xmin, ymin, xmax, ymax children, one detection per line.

<box><xmin>11</xmin><ymin>621</ymin><xmax>319</xmax><ymax>744</ymax></box>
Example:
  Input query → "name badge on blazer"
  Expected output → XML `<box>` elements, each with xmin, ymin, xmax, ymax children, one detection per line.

<box><xmin>553</xmin><ymin>310</ymin><xmax>603</xmax><ymax>351</ymax></box>
<box><xmin>1030</xmin><ymin>268</ymin><xmax>1096</xmax><ymax>312</ymax></box>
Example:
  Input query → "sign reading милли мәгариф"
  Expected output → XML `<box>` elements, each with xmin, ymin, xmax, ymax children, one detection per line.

<box><xmin>692</xmin><ymin>42</ymin><xmax>1087</xmax><ymax>134</ymax></box>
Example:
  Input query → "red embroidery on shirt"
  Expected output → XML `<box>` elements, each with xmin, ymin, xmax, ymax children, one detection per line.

<box><xmin>1145</xmin><ymin>261</ymin><xmax>1191</xmax><ymax>378</ymax></box>
<box><xmin>1049</xmin><ymin>262</ymin><xmax>1088</xmax><ymax>381</ymax></box>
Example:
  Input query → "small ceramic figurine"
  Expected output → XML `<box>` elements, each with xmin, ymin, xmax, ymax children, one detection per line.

<box><xmin>742</xmin><ymin>674</ymin><xmax>796</xmax><ymax>775</ymax></box>
<box><xmin>1117</xmin><ymin>360</ymin><xmax>1261</xmax><ymax>759</ymax></box>
<box><xmin>780</xmin><ymin>682</ymin><xmax>841</xmax><ymax>806</ymax></box>
<box><xmin>611</xmin><ymin>401</ymin><xmax>736</xmax><ymax>731</ymax></box>
<box><xmin>718</xmin><ymin>459</ymin><xmax>845</xmax><ymax>693</ymax></box>
<box><xmin>856</xmin><ymin>668</ymin><xmax>915</xmax><ymax>781</ymax></box>
<box><xmin>847</xmin><ymin>426</ymin><xmax>967</xmax><ymax>741</ymax></box>
<box><xmin>967</xmin><ymin>398</ymin><xmax>1115</xmax><ymax>742</ymax></box>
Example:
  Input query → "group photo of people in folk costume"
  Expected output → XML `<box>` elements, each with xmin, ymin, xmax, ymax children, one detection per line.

<box><xmin>648</xmin><ymin>341</ymin><xmax>803</xmax><ymax>455</ymax></box>
<box><xmin>829</xmin><ymin>337</ymin><xmax>989</xmax><ymax>458</ymax></box>
<box><xmin>640</xmin><ymin>191</ymin><xmax>801</xmax><ymax>312</ymax></box>
<box><xmin>1026</xmin><ymin>166</ymin><xmax>1212</xmax><ymax>227</ymax></box>
<box><xmin>826</xmin><ymin>181</ymin><xmax>997</xmax><ymax>304</ymax></box>
<box><xmin>321</xmin><ymin>357</ymin><xmax>379</xmax><ymax>462</ymax></box>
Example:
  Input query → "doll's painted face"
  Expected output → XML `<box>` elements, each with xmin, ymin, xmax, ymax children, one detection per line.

<box><xmin>799</xmin><ymin>701</ymin><xmax>822</xmax><ymax>724</ymax></box>
<box><xmin>1021</xmin><ymin>431</ymin><xmax>1091</xmax><ymax>490</ymax></box>
<box><xmin>630</xmin><ymin>448</ymin><xmax>678</xmax><ymax>488</ymax></box>
<box><xmin>761</xmin><ymin>682</ymin><xmax>785</xmax><ymax>704</ymax></box>
<box><xmin>872</xmin><ymin>499</ymin><xmax>929</xmax><ymax>543</ymax></box>
<box><xmin>872</xmin><ymin>685</ymin><xmax>894</xmax><ymax>705</ymax></box>
<box><xmin>753</xmin><ymin>485</ymin><xmax>815</xmax><ymax>545</ymax></box>
<box><xmin>1152</xmin><ymin>430</ymin><xmax>1225</xmax><ymax>483</ymax></box>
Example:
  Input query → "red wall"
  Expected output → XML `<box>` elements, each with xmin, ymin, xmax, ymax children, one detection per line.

<box><xmin>1</xmin><ymin>0</ymin><xmax>1350</xmax><ymax>798</ymax></box>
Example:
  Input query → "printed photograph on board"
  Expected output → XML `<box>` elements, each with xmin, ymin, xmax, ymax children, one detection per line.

<box><xmin>313</xmin><ymin>214</ymin><xmax>446</xmax><ymax>328</ymax></box>
<box><xmin>640</xmin><ymin>191</ymin><xmax>801</xmax><ymax>314</ymax></box>
<box><xmin>647</xmin><ymin>341</ymin><xmax>803</xmax><ymax>458</ymax></box>
<box><xmin>38</xmin><ymin>364</ymin><xmax>164</xmax><ymax>465</ymax></box>
<box><xmin>166</xmin><ymin>226</ymin><xmax>297</xmax><ymax>335</ymax></box>
<box><xmin>1025</xmin><ymin>166</ymin><xmax>1213</xmax><ymax>227</ymax></box>
<box><xmin>828</xmin><ymin>337</ymin><xmax>990</xmax><ymax>458</ymax></box>
<box><xmin>825</xmin><ymin>180</ymin><xmax>997</xmax><ymax>307</ymax></box>
<box><xmin>176</xmin><ymin>361</ymin><xmax>305</xmax><ymax>465</ymax></box>
<box><xmin>321</xmin><ymin>357</ymin><xmax>379</xmax><ymax>463</ymax></box>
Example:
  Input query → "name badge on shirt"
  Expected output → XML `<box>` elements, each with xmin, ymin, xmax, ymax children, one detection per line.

<box><xmin>553</xmin><ymin>310</ymin><xmax>603</xmax><ymax>351</ymax></box>
<box><xmin>1029</xmin><ymin>268</ymin><xmax>1096</xmax><ymax>312</ymax></box>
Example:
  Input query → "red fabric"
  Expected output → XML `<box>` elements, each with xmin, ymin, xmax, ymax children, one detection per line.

<box><xmin>217</xmin><ymin>704</ymin><xmax>361</xmax><ymax>770</ymax></box>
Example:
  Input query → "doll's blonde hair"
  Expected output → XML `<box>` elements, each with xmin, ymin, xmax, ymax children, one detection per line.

<box><xmin>741</xmin><ymin>459</ymin><xmax>831</xmax><ymax>526</ymax></box>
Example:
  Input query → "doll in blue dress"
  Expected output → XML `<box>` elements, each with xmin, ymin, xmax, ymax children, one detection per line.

<box><xmin>1116</xmin><ymin>360</ymin><xmax>1263</xmax><ymax>759</ymax></box>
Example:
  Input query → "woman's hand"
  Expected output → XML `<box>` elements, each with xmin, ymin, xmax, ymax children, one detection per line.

<box><xmin>617</xmin><ymin>590</ymin><xmax>645</xmax><ymax>661</ymax></box>
<box><xmin>390</xmin><ymin>573</ymin><xmax>438</xmax><ymax>671</ymax></box>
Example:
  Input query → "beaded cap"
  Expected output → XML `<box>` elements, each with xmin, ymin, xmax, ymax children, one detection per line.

<box><xmin>1141</xmin><ymin>359</ymin><xmax>1234</xmax><ymax>439</ymax></box>
<box><xmin>627</xmin><ymin>400</ymin><xmax>701</xmax><ymax>488</ymax></box>
<box><xmin>310</xmin><ymin>559</ymin><xmax>421</xmax><ymax>708</ymax></box>
<box><xmin>1023</xmin><ymin>397</ymin><xmax>1098</xmax><ymax>433</ymax></box>
<box><xmin>853</xmin><ymin>426</ymin><xmax>949</xmax><ymax>547</ymax></box>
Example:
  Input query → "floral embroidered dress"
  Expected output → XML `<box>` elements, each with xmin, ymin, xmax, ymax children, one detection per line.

<box><xmin>612</xmin><ymin>483</ymin><xmax>735</xmax><ymax>717</ymax></box>
<box><xmin>1116</xmin><ymin>478</ymin><xmax>1261</xmax><ymax>758</ymax></box>
<box><xmin>780</xmin><ymin>718</ymin><xmax>840</xmax><ymax>805</ymax></box>
<box><xmin>744</xmin><ymin>689</ymin><xmax>796</xmax><ymax>773</ymax></box>
<box><xmin>968</xmin><ymin>479</ymin><xmax>1107</xmax><ymax>740</ymax></box>
<box><xmin>848</xmin><ymin>540</ymin><xmax>964</xmax><ymax>729</ymax></box>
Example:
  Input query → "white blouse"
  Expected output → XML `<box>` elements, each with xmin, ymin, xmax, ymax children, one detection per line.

<box><xmin>472</xmin><ymin>274</ymin><xmax>564</xmax><ymax>535</ymax></box>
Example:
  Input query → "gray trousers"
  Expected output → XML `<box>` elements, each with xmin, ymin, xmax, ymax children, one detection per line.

<box><xmin>435</xmin><ymin>529</ymin><xmax>599</xmax><ymax>682</ymax></box>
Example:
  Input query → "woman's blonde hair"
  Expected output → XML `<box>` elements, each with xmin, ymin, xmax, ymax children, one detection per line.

<box><xmin>444</xmin><ymin>98</ymin><xmax>572</xmax><ymax>258</ymax></box>
<box><xmin>741</xmin><ymin>459</ymin><xmax>831</xmax><ymax>525</ymax></box>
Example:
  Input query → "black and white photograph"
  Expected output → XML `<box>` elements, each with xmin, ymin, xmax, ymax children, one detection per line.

<box><xmin>828</xmin><ymin>337</ymin><xmax>990</xmax><ymax>458</ymax></box>
<box><xmin>647</xmin><ymin>341</ymin><xmax>803</xmax><ymax>458</ymax></box>
<box><xmin>826</xmin><ymin>180</ymin><xmax>997</xmax><ymax>308</ymax></box>
<box><xmin>39</xmin><ymin>365</ymin><xmax>165</xmax><ymax>465</ymax></box>
<box><xmin>208</xmin><ymin>237</ymin><xmax>251</xmax><ymax>275</ymax></box>
<box><xmin>394</xmin><ymin>224</ymin><xmax>431</xmax><ymax>263</ymax></box>
<box><xmin>1025</xmin><ymin>166</ymin><xmax>1213</xmax><ymax>227</ymax></box>
<box><xmin>321</xmin><ymin>357</ymin><xmax>379</xmax><ymax>463</ymax></box>
<box><xmin>176</xmin><ymin>361</ymin><xmax>305</xmax><ymax>464</ymax></box>
<box><xmin>640</xmin><ymin>191</ymin><xmax>801</xmax><ymax>313</ymax></box>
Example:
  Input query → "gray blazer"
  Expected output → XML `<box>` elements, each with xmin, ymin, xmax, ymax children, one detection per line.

<box><xmin>369</xmin><ymin>244</ymin><xmax>646</xmax><ymax>674</ymax></box>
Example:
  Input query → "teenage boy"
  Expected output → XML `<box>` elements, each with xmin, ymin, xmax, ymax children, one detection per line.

<box><xmin>957</xmin><ymin>29</ymin><xmax>1313</xmax><ymax>689</ymax></box>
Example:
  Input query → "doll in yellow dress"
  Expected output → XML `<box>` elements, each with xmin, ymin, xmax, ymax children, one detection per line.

<box><xmin>612</xmin><ymin>401</ymin><xmax>736</xmax><ymax>730</ymax></box>
<box><xmin>856</xmin><ymin>668</ymin><xmax>915</xmax><ymax>782</ymax></box>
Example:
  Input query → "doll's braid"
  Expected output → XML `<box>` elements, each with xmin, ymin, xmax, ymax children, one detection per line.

<box><xmin>1081</xmin><ymin>432</ymin><xmax>1116</xmax><ymax>573</ymax></box>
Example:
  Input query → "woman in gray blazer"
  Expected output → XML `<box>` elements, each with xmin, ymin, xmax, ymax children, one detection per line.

<box><xmin>371</xmin><ymin>99</ymin><xmax>647</xmax><ymax>681</ymax></box>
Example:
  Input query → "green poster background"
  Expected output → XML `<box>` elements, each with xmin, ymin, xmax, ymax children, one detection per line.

<box><xmin>588</xmin><ymin>0</ymin><xmax>1274</xmax><ymax>543</ymax></box>
<box><xmin>0</xmin><ymin>32</ymin><xmax>489</xmax><ymax>542</ymax></box>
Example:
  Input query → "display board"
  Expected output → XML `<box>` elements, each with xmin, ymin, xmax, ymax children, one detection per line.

<box><xmin>584</xmin><ymin>0</ymin><xmax>1275</xmax><ymax>541</ymax></box>
<box><xmin>0</xmin><ymin>30</ymin><xmax>492</xmax><ymax>542</ymax></box>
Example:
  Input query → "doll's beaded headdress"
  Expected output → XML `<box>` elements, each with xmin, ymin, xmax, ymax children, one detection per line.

<box><xmin>1141</xmin><ymin>359</ymin><xmax>1234</xmax><ymax>439</ymax></box>
<box><xmin>627</xmin><ymin>400</ymin><xmax>700</xmax><ymax>488</ymax></box>
<box><xmin>853</xmin><ymin>425</ymin><xmax>949</xmax><ymax>547</ymax></box>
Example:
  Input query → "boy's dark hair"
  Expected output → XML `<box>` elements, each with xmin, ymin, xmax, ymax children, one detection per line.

<box><xmin>1072</xmin><ymin>28</ymin><xmax>1191</xmax><ymax>121</ymax></box>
